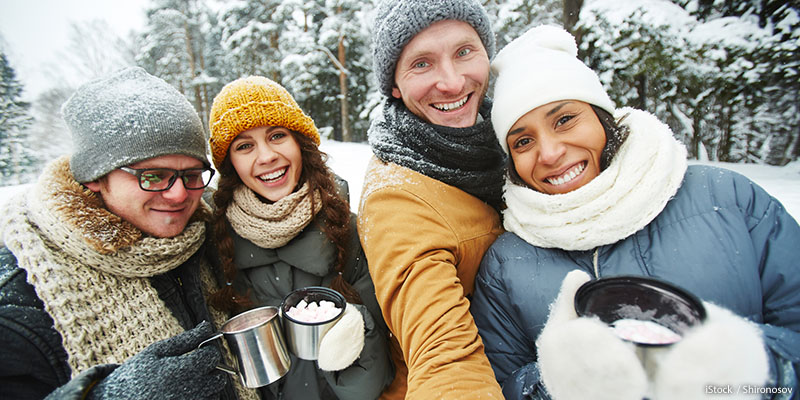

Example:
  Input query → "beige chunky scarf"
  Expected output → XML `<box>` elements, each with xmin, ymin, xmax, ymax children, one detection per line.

<box><xmin>1</xmin><ymin>157</ymin><xmax>261</xmax><ymax>400</ymax></box>
<box><xmin>1</xmin><ymin>157</ymin><xmax>201</xmax><ymax>375</ymax></box>
<box><xmin>226</xmin><ymin>182</ymin><xmax>321</xmax><ymax>248</ymax></box>
<box><xmin>503</xmin><ymin>108</ymin><xmax>688</xmax><ymax>251</ymax></box>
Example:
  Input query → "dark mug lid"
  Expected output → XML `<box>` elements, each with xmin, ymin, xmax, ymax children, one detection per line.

<box><xmin>574</xmin><ymin>275</ymin><xmax>706</xmax><ymax>346</ymax></box>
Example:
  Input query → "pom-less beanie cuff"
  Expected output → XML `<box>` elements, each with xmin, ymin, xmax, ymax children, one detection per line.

<box><xmin>63</xmin><ymin>67</ymin><xmax>208</xmax><ymax>183</ymax></box>
<box><xmin>209</xmin><ymin>76</ymin><xmax>319</xmax><ymax>170</ymax></box>
<box><xmin>491</xmin><ymin>25</ymin><xmax>616</xmax><ymax>154</ymax></box>
<box><xmin>372</xmin><ymin>0</ymin><xmax>496</xmax><ymax>97</ymax></box>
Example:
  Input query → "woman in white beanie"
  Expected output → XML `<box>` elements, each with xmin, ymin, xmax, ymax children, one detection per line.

<box><xmin>470</xmin><ymin>25</ymin><xmax>800</xmax><ymax>399</ymax></box>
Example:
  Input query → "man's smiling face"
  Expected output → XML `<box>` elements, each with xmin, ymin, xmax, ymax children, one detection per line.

<box><xmin>391</xmin><ymin>20</ymin><xmax>490</xmax><ymax>128</ymax></box>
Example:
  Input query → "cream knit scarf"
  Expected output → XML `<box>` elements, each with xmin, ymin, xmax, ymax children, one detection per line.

<box><xmin>226</xmin><ymin>182</ymin><xmax>321</xmax><ymax>249</ymax></box>
<box><xmin>0</xmin><ymin>156</ymin><xmax>204</xmax><ymax>376</ymax></box>
<box><xmin>503</xmin><ymin>108</ymin><xmax>688</xmax><ymax>251</ymax></box>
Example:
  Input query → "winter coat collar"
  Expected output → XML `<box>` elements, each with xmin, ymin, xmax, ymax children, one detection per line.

<box><xmin>233</xmin><ymin>216</ymin><xmax>335</xmax><ymax>278</ymax></box>
<box><xmin>502</xmin><ymin>108</ymin><xmax>688</xmax><ymax>251</ymax></box>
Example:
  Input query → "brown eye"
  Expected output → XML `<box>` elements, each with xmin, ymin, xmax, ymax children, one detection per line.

<box><xmin>556</xmin><ymin>115</ymin><xmax>574</xmax><ymax>127</ymax></box>
<box><xmin>513</xmin><ymin>137</ymin><xmax>534</xmax><ymax>149</ymax></box>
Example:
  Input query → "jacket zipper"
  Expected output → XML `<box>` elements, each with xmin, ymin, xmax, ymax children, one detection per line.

<box><xmin>171</xmin><ymin>273</ymin><xmax>198</xmax><ymax>324</ymax></box>
<box><xmin>592</xmin><ymin>248</ymin><xmax>600</xmax><ymax>278</ymax></box>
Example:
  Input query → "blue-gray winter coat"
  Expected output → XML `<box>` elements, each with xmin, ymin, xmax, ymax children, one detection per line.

<box><xmin>471</xmin><ymin>165</ymin><xmax>800</xmax><ymax>399</ymax></box>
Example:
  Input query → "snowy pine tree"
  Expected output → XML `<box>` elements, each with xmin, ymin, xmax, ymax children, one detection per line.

<box><xmin>0</xmin><ymin>51</ymin><xmax>36</xmax><ymax>186</ymax></box>
<box><xmin>217</xmin><ymin>0</ymin><xmax>290</xmax><ymax>83</ymax></box>
<box><xmin>305</xmin><ymin>0</ymin><xmax>375</xmax><ymax>142</ymax></box>
<box><xmin>137</xmin><ymin>0</ymin><xmax>221</xmax><ymax>129</ymax></box>
<box><xmin>26</xmin><ymin>87</ymin><xmax>74</xmax><ymax>162</ymax></box>
<box><xmin>485</xmin><ymin>0</ymin><xmax>562</xmax><ymax>50</ymax></box>
<box><xmin>578</xmin><ymin>0</ymin><xmax>797</xmax><ymax>164</ymax></box>
<box><xmin>225</xmin><ymin>0</ymin><xmax>378</xmax><ymax>142</ymax></box>
<box><xmin>16</xmin><ymin>0</ymin><xmax>784</xmax><ymax>162</ymax></box>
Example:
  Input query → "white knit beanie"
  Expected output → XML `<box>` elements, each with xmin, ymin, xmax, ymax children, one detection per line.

<box><xmin>491</xmin><ymin>25</ymin><xmax>615</xmax><ymax>153</ymax></box>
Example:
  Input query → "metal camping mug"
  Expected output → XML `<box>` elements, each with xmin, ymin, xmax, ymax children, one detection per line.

<box><xmin>198</xmin><ymin>306</ymin><xmax>291</xmax><ymax>388</ymax></box>
<box><xmin>280</xmin><ymin>286</ymin><xmax>346</xmax><ymax>360</ymax></box>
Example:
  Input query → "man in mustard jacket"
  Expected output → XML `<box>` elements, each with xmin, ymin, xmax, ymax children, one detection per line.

<box><xmin>358</xmin><ymin>1</ymin><xmax>507</xmax><ymax>398</ymax></box>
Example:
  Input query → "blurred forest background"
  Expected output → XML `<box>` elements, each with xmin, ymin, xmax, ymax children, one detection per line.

<box><xmin>1</xmin><ymin>0</ymin><xmax>798</xmax><ymax>186</ymax></box>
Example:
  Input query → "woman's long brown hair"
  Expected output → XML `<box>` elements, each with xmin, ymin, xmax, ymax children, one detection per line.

<box><xmin>208</xmin><ymin>132</ymin><xmax>362</xmax><ymax>313</ymax></box>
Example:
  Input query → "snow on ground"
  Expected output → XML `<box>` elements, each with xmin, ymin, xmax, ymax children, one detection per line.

<box><xmin>319</xmin><ymin>139</ymin><xmax>373</xmax><ymax>211</ymax></box>
<box><xmin>1</xmin><ymin>139</ymin><xmax>799</xmax><ymax>223</ymax></box>
<box><xmin>689</xmin><ymin>159</ymin><xmax>800</xmax><ymax>222</ymax></box>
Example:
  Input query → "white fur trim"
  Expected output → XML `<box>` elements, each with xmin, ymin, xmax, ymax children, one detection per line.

<box><xmin>537</xmin><ymin>271</ymin><xmax>648</xmax><ymax>400</ymax></box>
<box><xmin>317</xmin><ymin>303</ymin><xmax>365</xmax><ymax>371</ymax></box>
<box><xmin>652</xmin><ymin>302</ymin><xmax>769</xmax><ymax>400</ymax></box>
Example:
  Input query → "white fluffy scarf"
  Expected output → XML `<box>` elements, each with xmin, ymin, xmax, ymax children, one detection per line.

<box><xmin>1</xmin><ymin>157</ymin><xmax>204</xmax><ymax>376</ymax></box>
<box><xmin>503</xmin><ymin>108</ymin><xmax>688</xmax><ymax>251</ymax></box>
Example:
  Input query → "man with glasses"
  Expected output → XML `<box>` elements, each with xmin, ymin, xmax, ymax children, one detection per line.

<box><xmin>0</xmin><ymin>67</ymin><xmax>251</xmax><ymax>399</ymax></box>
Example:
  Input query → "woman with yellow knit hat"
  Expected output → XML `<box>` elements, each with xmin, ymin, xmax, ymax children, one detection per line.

<box><xmin>207</xmin><ymin>76</ymin><xmax>393</xmax><ymax>400</ymax></box>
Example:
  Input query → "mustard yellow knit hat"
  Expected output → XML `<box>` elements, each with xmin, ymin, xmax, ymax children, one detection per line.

<box><xmin>209</xmin><ymin>76</ymin><xmax>319</xmax><ymax>169</ymax></box>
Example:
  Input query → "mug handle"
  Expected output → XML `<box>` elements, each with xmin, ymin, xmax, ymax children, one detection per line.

<box><xmin>198</xmin><ymin>333</ymin><xmax>238</xmax><ymax>375</ymax></box>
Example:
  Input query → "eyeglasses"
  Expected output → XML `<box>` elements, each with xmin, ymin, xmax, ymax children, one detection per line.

<box><xmin>119</xmin><ymin>166</ymin><xmax>215</xmax><ymax>192</ymax></box>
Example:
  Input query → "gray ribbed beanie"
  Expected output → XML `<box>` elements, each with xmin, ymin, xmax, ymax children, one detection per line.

<box><xmin>63</xmin><ymin>67</ymin><xmax>208</xmax><ymax>183</ymax></box>
<box><xmin>372</xmin><ymin>0</ymin><xmax>496</xmax><ymax>97</ymax></box>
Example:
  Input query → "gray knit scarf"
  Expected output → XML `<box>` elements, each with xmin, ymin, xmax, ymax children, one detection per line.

<box><xmin>368</xmin><ymin>97</ymin><xmax>507</xmax><ymax>210</ymax></box>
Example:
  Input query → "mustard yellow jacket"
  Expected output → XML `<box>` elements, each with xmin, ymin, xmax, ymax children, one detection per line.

<box><xmin>358</xmin><ymin>157</ymin><xmax>504</xmax><ymax>399</ymax></box>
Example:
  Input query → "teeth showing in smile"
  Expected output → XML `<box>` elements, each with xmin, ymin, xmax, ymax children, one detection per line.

<box><xmin>259</xmin><ymin>167</ymin><xmax>287</xmax><ymax>183</ymax></box>
<box><xmin>546</xmin><ymin>163</ymin><xmax>585</xmax><ymax>186</ymax></box>
<box><xmin>433</xmin><ymin>96</ymin><xmax>468</xmax><ymax>112</ymax></box>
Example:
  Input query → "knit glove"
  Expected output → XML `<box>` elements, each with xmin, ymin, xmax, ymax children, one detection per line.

<box><xmin>317</xmin><ymin>303</ymin><xmax>365</xmax><ymax>371</ymax></box>
<box><xmin>651</xmin><ymin>302</ymin><xmax>769</xmax><ymax>400</ymax></box>
<box><xmin>88</xmin><ymin>321</ymin><xmax>227</xmax><ymax>400</ymax></box>
<box><xmin>536</xmin><ymin>270</ymin><xmax>648</xmax><ymax>400</ymax></box>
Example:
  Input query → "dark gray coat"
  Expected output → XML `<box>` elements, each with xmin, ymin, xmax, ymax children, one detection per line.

<box><xmin>229</xmin><ymin>183</ymin><xmax>393</xmax><ymax>400</ymax></box>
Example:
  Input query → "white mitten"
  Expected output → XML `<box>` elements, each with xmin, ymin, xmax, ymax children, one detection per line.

<box><xmin>652</xmin><ymin>302</ymin><xmax>769</xmax><ymax>400</ymax></box>
<box><xmin>317</xmin><ymin>303</ymin><xmax>365</xmax><ymax>371</ymax></box>
<box><xmin>537</xmin><ymin>270</ymin><xmax>648</xmax><ymax>400</ymax></box>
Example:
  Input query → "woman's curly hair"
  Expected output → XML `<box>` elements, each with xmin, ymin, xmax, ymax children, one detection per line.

<box><xmin>208</xmin><ymin>132</ymin><xmax>361</xmax><ymax>313</ymax></box>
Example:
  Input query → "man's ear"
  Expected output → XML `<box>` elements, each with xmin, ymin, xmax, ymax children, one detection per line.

<box><xmin>391</xmin><ymin>86</ymin><xmax>402</xmax><ymax>99</ymax></box>
<box><xmin>84</xmin><ymin>181</ymin><xmax>101</xmax><ymax>193</ymax></box>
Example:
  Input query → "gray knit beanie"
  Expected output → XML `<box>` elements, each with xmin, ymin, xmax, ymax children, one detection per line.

<box><xmin>372</xmin><ymin>0</ymin><xmax>496</xmax><ymax>97</ymax></box>
<box><xmin>63</xmin><ymin>67</ymin><xmax>208</xmax><ymax>183</ymax></box>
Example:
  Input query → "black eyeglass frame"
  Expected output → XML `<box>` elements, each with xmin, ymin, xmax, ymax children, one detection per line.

<box><xmin>119</xmin><ymin>166</ymin><xmax>215</xmax><ymax>192</ymax></box>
